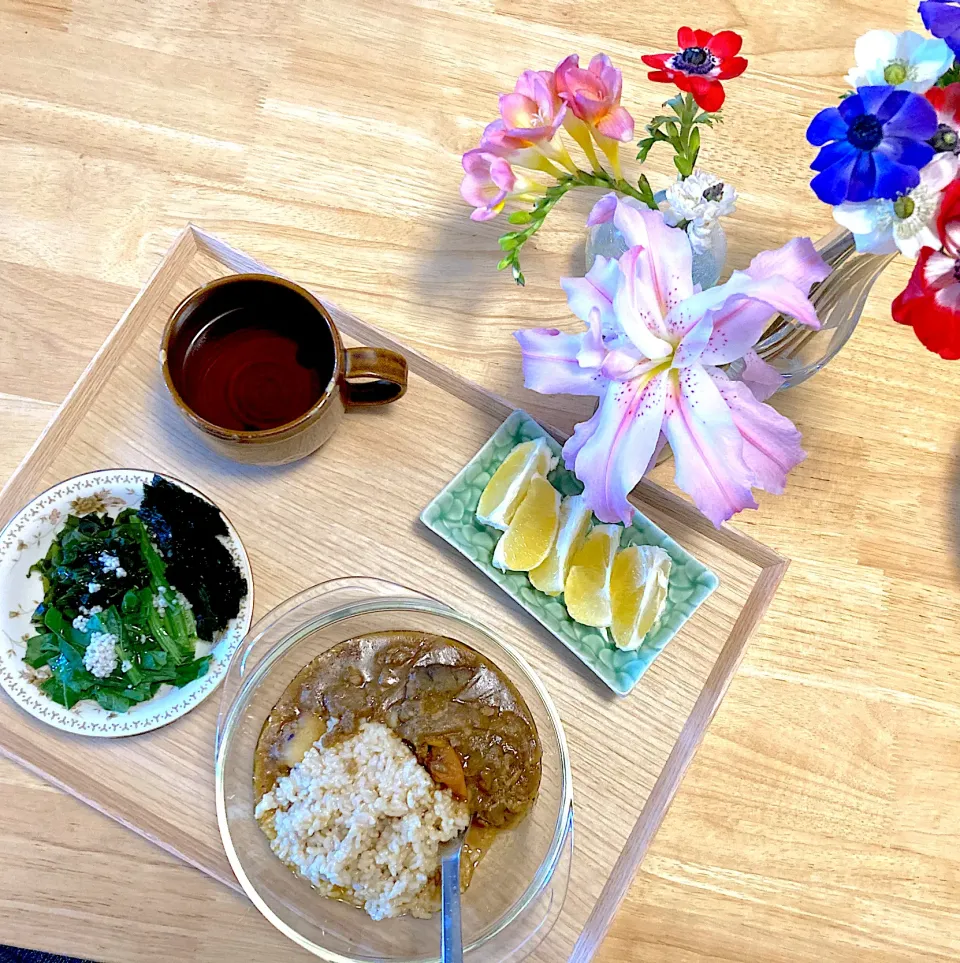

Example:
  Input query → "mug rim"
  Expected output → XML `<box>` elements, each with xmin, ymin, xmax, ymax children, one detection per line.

<box><xmin>159</xmin><ymin>273</ymin><xmax>344</xmax><ymax>443</ymax></box>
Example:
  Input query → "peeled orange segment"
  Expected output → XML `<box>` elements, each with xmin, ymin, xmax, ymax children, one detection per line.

<box><xmin>529</xmin><ymin>495</ymin><xmax>593</xmax><ymax>596</ymax></box>
<box><xmin>477</xmin><ymin>439</ymin><xmax>558</xmax><ymax>531</ymax></box>
<box><xmin>563</xmin><ymin>524</ymin><xmax>620</xmax><ymax>628</ymax></box>
<box><xmin>610</xmin><ymin>545</ymin><xmax>672</xmax><ymax>651</ymax></box>
<box><xmin>491</xmin><ymin>475</ymin><xmax>561</xmax><ymax>572</ymax></box>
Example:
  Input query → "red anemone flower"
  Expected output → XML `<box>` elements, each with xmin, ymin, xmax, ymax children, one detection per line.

<box><xmin>642</xmin><ymin>27</ymin><xmax>748</xmax><ymax>113</ymax></box>
<box><xmin>892</xmin><ymin>178</ymin><xmax>960</xmax><ymax>359</ymax></box>
<box><xmin>925</xmin><ymin>82</ymin><xmax>960</xmax><ymax>155</ymax></box>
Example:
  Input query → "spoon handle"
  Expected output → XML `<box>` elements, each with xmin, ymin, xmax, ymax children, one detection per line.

<box><xmin>440</xmin><ymin>846</ymin><xmax>464</xmax><ymax>963</ymax></box>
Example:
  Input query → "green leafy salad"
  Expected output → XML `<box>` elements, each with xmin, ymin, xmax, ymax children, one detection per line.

<box><xmin>24</xmin><ymin>477</ymin><xmax>247</xmax><ymax>714</ymax></box>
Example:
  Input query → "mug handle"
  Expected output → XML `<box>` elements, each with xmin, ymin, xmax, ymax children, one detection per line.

<box><xmin>343</xmin><ymin>346</ymin><xmax>408</xmax><ymax>407</ymax></box>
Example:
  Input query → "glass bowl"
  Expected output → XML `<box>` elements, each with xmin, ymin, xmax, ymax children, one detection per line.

<box><xmin>215</xmin><ymin>577</ymin><xmax>573</xmax><ymax>963</ymax></box>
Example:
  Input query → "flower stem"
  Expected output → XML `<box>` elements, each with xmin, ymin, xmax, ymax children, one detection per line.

<box><xmin>497</xmin><ymin>168</ymin><xmax>658</xmax><ymax>285</ymax></box>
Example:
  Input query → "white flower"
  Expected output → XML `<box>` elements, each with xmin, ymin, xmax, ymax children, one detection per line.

<box><xmin>832</xmin><ymin>153</ymin><xmax>959</xmax><ymax>258</ymax></box>
<box><xmin>87</xmin><ymin>581</ymin><xmax>101</xmax><ymax>593</ymax></box>
<box><xmin>662</xmin><ymin>171</ymin><xmax>737</xmax><ymax>254</ymax></box>
<box><xmin>83</xmin><ymin>631</ymin><xmax>118</xmax><ymax>679</ymax></box>
<box><xmin>121</xmin><ymin>659</ymin><xmax>132</xmax><ymax>673</ymax></box>
<box><xmin>846</xmin><ymin>30</ymin><xmax>953</xmax><ymax>93</ymax></box>
<box><xmin>72</xmin><ymin>615</ymin><xmax>90</xmax><ymax>633</ymax></box>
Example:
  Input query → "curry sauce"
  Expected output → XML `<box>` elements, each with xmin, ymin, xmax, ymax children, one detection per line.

<box><xmin>254</xmin><ymin>630</ymin><xmax>542</xmax><ymax>883</ymax></box>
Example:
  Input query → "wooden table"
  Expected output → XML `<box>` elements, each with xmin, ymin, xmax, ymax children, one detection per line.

<box><xmin>2</xmin><ymin>1</ymin><xmax>958</xmax><ymax>960</ymax></box>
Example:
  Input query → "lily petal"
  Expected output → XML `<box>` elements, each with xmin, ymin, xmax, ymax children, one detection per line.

<box><xmin>586</xmin><ymin>192</ymin><xmax>618</xmax><ymax>226</ymax></box>
<box><xmin>708</xmin><ymin>369</ymin><xmax>807</xmax><ymax>495</ymax></box>
<box><xmin>613</xmin><ymin>203</ymin><xmax>694</xmax><ymax>317</ymax></box>
<box><xmin>577</xmin><ymin>307</ymin><xmax>607</xmax><ymax>369</ymax></box>
<box><xmin>744</xmin><ymin>236</ymin><xmax>831</xmax><ymax>296</ymax></box>
<box><xmin>514</xmin><ymin>328</ymin><xmax>608</xmax><ymax>396</ymax></box>
<box><xmin>568</xmin><ymin>371</ymin><xmax>668</xmax><ymax>524</ymax></box>
<box><xmin>662</xmin><ymin>366</ymin><xmax>757</xmax><ymax>527</ymax></box>
<box><xmin>561</xmin><ymin>255</ymin><xmax>621</xmax><ymax>331</ymax></box>
<box><xmin>614</xmin><ymin>246</ymin><xmax>676</xmax><ymax>357</ymax></box>
<box><xmin>695</xmin><ymin>273</ymin><xmax>823</xmax><ymax>365</ymax></box>
<box><xmin>736</xmin><ymin>349</ymin><xmax>783</xmax><ymax>402</ymax></box>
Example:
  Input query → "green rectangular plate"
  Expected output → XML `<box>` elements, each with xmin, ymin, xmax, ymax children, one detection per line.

<box><xmin>420</xmin><ymin>410</ymin><xmax>719</xmax><ymax>695</ymax></box>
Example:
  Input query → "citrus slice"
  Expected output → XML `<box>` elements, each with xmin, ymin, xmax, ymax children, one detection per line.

<box><xmin>476</xmin><ymin>439</ymin><xmax>557</xmax><ymax>531</ymax></box>
<box><xmin>491</xmin><ymin>475</ymin><xmax>561</xmax><ymax>572</ymax></box>
<box><xmin>610</xmin><ymin>545</ymin><xmax>672</xmax><ymax>651</ymax></box>
<box><xmin>563</xmin><ymin>524</ymin><xmax>620</xmax><ymax>628</ymax></box>
<box><xmin>529</xmin><ymin>494</ymin><xmax>593</xmax><ymax>596</ymax></box>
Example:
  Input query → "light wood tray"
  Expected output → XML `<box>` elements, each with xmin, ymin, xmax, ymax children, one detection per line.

<box><xmin>0</xmin><ymin>227</ymin><xmax>788</xmax><ymax>963</ymax></box>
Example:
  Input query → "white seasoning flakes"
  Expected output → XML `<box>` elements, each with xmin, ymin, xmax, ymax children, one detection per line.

<box><xmin>82</xmin><ymin>631</ymin><xmax>118</xmax><ymax>678</ymax></box>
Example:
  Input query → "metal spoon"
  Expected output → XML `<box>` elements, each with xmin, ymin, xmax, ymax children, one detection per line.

<box><xmin>439</xmin><ymin>830</ymin><xmax>466</xmax><ymax>963</ymax></box>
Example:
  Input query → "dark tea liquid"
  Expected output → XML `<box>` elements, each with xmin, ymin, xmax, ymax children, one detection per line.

<box><xmin>176</xmin><ymin>307</ymin><xmax>333</xmax><ymax>431</ymax></box>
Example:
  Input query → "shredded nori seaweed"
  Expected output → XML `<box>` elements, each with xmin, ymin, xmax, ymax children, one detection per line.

<box><xmin>138</xmin><ymin>476</ymin><xmax>247</xmax><ymax>640</ymax></box>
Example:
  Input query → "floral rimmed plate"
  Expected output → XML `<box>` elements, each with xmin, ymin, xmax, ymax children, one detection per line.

<box><xmin>0</xmin><ymin>470</ymin><xmax>254</xmax><ymax>736</ymax></box>
<box><xmin>421</xmin><ymin>411</ymin><xmax>719</xmax><ymax>695</ymax></box>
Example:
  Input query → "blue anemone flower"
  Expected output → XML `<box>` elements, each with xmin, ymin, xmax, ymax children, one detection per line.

<box><xmin>806</xmin><ymin>85</ymin><xmax>937</xmax><ymax>205</ymax></box>
<box><xmin>920</xmin><ymin>0</ymin><xmax>960</xmax><ymax>57</ymax></box>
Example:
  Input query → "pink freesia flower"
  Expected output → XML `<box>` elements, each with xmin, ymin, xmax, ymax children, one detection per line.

<box><xmin>515</xmin><ymin>198</ymin><xmax>831</xmax><ymax>526</ymax></box>
<box><xmin>460</xmin><ymin>149</ymin><xmax>542</xmax><ymax>221</ymax></box>
<box><xmin>479</xmin><ymin>119</ymin><xmax>566</xmax><ymax>176</ymax></box>
<box><xmin>499</xmin><ymin>70</ymin><xmax>567</xmax><ymax>143</ymax></box>
<box><xmin>555</xmin><ymin>54</ymin><xmax>635</xmax><ymax>142</ymax></box>
<box><xmin>554</xmin><ymin>54</ymin><xmax>634</xmax><ymax>177</ymax></box>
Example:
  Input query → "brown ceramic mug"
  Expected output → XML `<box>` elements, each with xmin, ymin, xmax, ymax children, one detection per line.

<box><xmin>160</xmin><ymin>274</ymin><xmax>407</xmax><ymax>465</ymax></box>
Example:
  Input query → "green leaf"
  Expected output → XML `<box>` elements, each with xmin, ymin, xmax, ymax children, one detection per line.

<box><xmin>43</xmin><ymin>606</ymin><xmax>66</xmax><ymax>637</ymax></box>
<box><xmin>507</xmin><ymin>210</ymin><xmax>533</xmax><ymax>225</ymax></box>
<box><xmin>498</xmin><ymin>233</ymin><xmax>522</xmax><ymax>251</ymax></box>
<box><xmin>121</xmin><ymin>682</ymin><xmax>155</xmax><ymax>703</ymax></box>
<box><xmin>148</xmin><ymin>604</ymin><xmax>184</xmax><ymax>665</ymax></box>
<box><xmin>40</xmin><ymin>674</ymin><xmax>85</xmax><ymax>709</ymax></box>
<box><xmin>636</xmin><ymin>137</ymin><xmax>657</xmax><ymax>163</ymax></box>
<box><xmin>665</xmin><ymin>94</ymin><xmax>685</xmax><ymax>114</ymax></box>
<box><xmin>939</xmin><ymin>60</ymin><xmax>960</xmax><ymax>87</ymax></box>
<box><xmin>121</xmin><ymin>590</ymin><xmax>140</xmax><ymax>616</ymax></box>
<box><xmin>24</xmin><ymin>633</ymin><xmax>59</xmax><ymax>668</ymax></box>
<box><xmin>174</xmin><ymin>656</ymin><xmax>211</xmax><ymax>687</ymax></box>
<box><xmin>636</xmin><ymin>174</ymin><xmax>658</xmax><ymax>210</ymax></box>
<box><xmin>646</xmin><ymin>115</ymin><xmax>675</xmax><ymax>130</ymax></box>
<box><xmin>142</xmin><ymin>650</ymin><xmax>168</xmax><ymax>670</ymax></box>
<box><xmin>94</xmin><ymin>689</ymin><xmax>131</xmax><ymax>713</ymax></box>
<box><xmin>496</xmin><ymin>255</ymin><xmax>514</xmax><ymax>271</ymax></box>
<box><xmin>674</xmin><ymin>154</ymin><xmax>693</xmax><ymax>177</ymax></box>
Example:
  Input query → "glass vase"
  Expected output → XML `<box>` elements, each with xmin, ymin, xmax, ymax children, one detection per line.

<box><xmin>746</xmin><ymin>226</ymin><xmax>897</xmax><ymax>388</ymax></box>
<box><xmin>584</xmin><ymin>190</ymin><xmax>727</xmax><ymax>290</ymax></box>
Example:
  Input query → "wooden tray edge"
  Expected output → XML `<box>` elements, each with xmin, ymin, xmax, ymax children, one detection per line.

<box><xmin>569</xmin><ymin>558</ymin><xmax>790</xmax><ymax>961</ymax></box>
<box><xmin>0</xmin><ymin>225</ymin><xmax>793</xmax><ymax>959</ymax></box>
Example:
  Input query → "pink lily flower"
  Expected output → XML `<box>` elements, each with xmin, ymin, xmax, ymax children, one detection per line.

<box><xmin>515</xmin><ymin>198</ymin><xmax>831</xmax><ymax>526</ymax></box>
<box><xmin>460</xmin><ymin>149</ymin><xmax>543</xmax><ymax>221</ymax></box>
